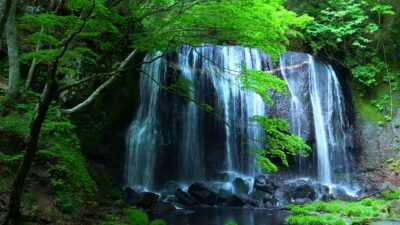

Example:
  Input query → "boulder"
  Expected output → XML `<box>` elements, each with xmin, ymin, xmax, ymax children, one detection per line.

<box><xmin>174</xmin><ymin>188</ymin><xmax>198</xmax><ymax>206</ymax></box>
<box><xmin>313</xmin><ymin>183</ymin><xmax>330</xmax><ymax>196</ymax></box>
<box><xmin>254</xmin><ymin>175</ymin><xmax>276</xmax><ymax>194</ymax></box>
<box><xmin>162</xmin><ymin>181</ymin><xmax>181</xmax><ymax>195</ymax></box>
<box><xmin>331</xmin><ymin>187</ymin><xmax>357</xmax><ymax>201</ymax></box>
<box><xmin>216</xmin><ymin>189</ymin><xmax>246</xmax><ymax>206</ymax></box>
<box><xmin>124</xmin><ymin>187</ymin><xmax>139</xmax><ymax>205</ymax></box>
<box><xmin>274</xmin><ymin>187</ymin><xmax>292</xmax><ymax>206</ymax></box>
<box><xmin>293</xmin><ymin>183</ymin><xmax>316</xmax><ymax>200</ymax></box>
<box><xmin>188</xmin><ymin>183</ymin><xmax>218</xmax><ymax>206</ymax></box>
<box><xmin>137</xmin><ymin>192</ymin><xmax>160</xmax><ymax>208</ymax></box>
<box><xmin>232</xmin><ymin>178</ymin><xmax>250</xmax><ymax>195</ymax></box>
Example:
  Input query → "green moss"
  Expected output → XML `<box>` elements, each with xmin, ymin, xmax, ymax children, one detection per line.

<box><xmin>288</xmin><ymin>197</ymin><xmax>396</xmax><ymax>225</ymax></box>
<box><xmin>98</xmin><ymin>208</ymin><xmax>167</xmax><ymax>225</ymax></box>
<box><xmin>123</xmin><ymin>208</ymin><xmax>149</xmax><ymax>225</ymax></box>
<box><xmin>382</xmin><ymin>190</ymin><xmax>400</xmax><ymax>200</ymax></box>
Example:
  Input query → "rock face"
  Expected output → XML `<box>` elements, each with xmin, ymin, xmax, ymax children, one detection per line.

<box><xmin>188</xmin><ymin>183</ymin><xmax>218</xmax><ymax>206</ymax></box>
<box><xmin>354</xmin><ymin>109</ymin><xmax>400</xmax><ymax>171</ymax></box>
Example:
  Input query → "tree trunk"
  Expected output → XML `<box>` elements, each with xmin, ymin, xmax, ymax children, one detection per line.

<box><xmin>25</xmin><ymin>27</ymin><xmax>44</xmax><ymax>90</ymax></box>
<box><xmin>5</xmin><ymin>0</ymin><xmax>20</xmax><ymax>99</ymax></box>
<box><xmin>0</xmin><ymin>0</ymin><xmax>12</xmax><ymax>41</ymax></box>
<box><xmin>2</xmin><ymin>74</ymin><xmax>58</xmax><ymax>225</ymax></box>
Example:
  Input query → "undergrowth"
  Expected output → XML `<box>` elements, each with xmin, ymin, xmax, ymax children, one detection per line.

<box><xmin>287</xmin><ymin>194</ymin><xmax>400</xmax><ymax>225</ymax></box>
<box><xmin>0</xmin><ymin>92</ymin><xmax>97</xmax><ymax>217</ymax></box>
<box><xmin>97</xmin><ymin>208</ymin><xmax>166</xmax><ymax>225</ymax></box>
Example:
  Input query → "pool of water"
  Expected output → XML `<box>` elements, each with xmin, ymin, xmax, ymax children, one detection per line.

<box><xmin>152</xmin><ymin>207</ymin><xmax>290</xmax><ymax>225</ymax></box>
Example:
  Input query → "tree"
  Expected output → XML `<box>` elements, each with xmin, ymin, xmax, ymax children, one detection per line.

<box><xmin>5</xmin><ymin>0</ymin><xmax>20</xmax><ymax>99</ymax></box>
<box><xmin>0</xmin><ymin>0</ymin><xmax>12</xmax><ymax>41</ymax></box>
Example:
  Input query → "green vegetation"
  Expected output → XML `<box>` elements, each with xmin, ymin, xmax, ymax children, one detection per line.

<box><xmin>97</xmin><ymin>208</ymin><xmax>166</xmax><ymax>225</ymax></box>
<box><xmin>0</xmin><ymin>93</ymin><xmax>96</xmax><ymax>218</ymax></box>
<box><xmin>287</xmin><ymin>194</ymin><xmax>400</xmax><ymax>225</ymax></box>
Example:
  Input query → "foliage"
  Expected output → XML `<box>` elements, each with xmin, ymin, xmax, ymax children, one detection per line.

<box><xmin>304</xmin><ymin>0</ymin><xmax>395</xmax><ymax>89</ymax></box>
<box><xmin>239</xmin><ymin>69</ymin><xmax>311</xmax><ymax>173</ymax></box>
<box><xmin>130</xmin><ymin>0</ymin><xmax>312</xmax><ymax>60</ymax></box>
<box><xmin>287</xmin><ymin>197</ymin><xmax>398</xmax><ymax>225</ymax></box>
<box><xmin>97</xmin><ymin>208</ymin><xmax>166</xmax><ymax>225</ymax></box>
<box><xmin>0</xmin><ymin>92</ymin><xmax>97</xmax><ymax>217</ymax></box>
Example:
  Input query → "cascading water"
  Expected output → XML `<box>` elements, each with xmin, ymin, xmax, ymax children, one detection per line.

<box><xmin>125</xmin><ymin>46</ymin><xmax>354</xmax><ymax>192</ymax></box>
<box><xmin>125</xmin><ymin>45</ymin><xmax>269</xmax><ymax>190</ymax></box>
<box><xmin>279</xmin><ymin>52</ymin><xmax>354</xmax><ymax>189</ymax></box>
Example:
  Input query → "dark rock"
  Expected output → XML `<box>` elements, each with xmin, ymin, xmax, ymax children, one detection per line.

<box><xmin>232</xmin><ymin>178</ymin><xmax>250</xmax><ymax>195</ymax></box>
<box><xmin>124</xmin><ymin>187</ymin><xmax>139</xmax><ymax>205</ymax></box>
<box><xmin>293</xmin><ymin>183</ymin><xmax>316</xmax><ymax>200</ymax></box>
<box><xmin>274</xmin><ymin>187</ymin><xmax>292</xmax><ymax>206</ymax></box>
<box><xmin>137</xmin><ymin>192</ymin><xmax>160</xmax><ymax>208</ymax></box>
<box><xmin>174</xmin><ymin>188</ymin><xmax>198</xmax><ymax>206</ymax></box>
<box><xmin>254</xmin><ymin>175</ymin><xmax>276</xmax><ymax>194</ymax></box>
<box><xmin>150</xmin><ymin>202</ymin><xmax>174</xmax><ymax>214</ymax></box>
<box><xmin>162</xmin><ymin>181</ymin><xmax>181</xmax><ymax>195</ymax></box>
<box><xmin>188</xmin><ymin>183</ymin><xmax>218</xmax><ymax>206</ymax></box>
<box><xmin>331</xmin><ymin>187</ymin><xmax>357</xmax><ymax>201</ymax></box>
<box><xmin>322</xmin><ymin>194</ymin><xmax>335</xmax><ymax>202</ymax></box>
<box><xmin>313</xmin><ymin>183</ymin><xmax>330</xmax><ymax>196</ymax></box>
<box><xmin>216</xmin><ymin>189</ymin><xmax>246</xmax><ymax>206</ymax></box>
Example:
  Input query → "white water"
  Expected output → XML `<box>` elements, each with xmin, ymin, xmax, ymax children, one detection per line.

<box><xmin>125</xmin><ymin>46</ymin><xmax>354</xmax><ymax>191</ymax></box>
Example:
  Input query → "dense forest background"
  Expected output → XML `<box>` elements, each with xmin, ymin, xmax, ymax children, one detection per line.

<box><xmin>0</xmin><ymin>0</ymin><xmax>399</xmax><ymax>224</ymax></box>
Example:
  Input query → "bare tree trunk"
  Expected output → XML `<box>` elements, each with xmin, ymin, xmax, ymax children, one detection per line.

<box><xmin>5</xmin><ymin>0</ymin><xmax>20</xmax><ymax>99</ymax></box>
<box><xmin>25</xmin><ymin>27</ymin><xmax>44</xmax><ymax>89</ymax></box>
<box><xmin>2</xmin><ymin>72</ymin><xmax>58</xmax><ymax>225</ymax></box>
<box><xmin>0</xmin><ymin>0</ymin><xmax>12</xmax><ymax>41</ymax></box>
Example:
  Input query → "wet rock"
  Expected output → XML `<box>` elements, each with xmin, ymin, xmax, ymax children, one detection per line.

<box><xmin>293</xmin><ymin>183</ymin><xmax>316</xmax><ymax>200</ymax></box>
<box><xmin>216</xmin><ymin>189</ymin><xmax>246</xmax><ymax>206</ymax></box>
<box><xmin>150</xmin><ymin>202</ymin><xmax>174</xmax><ymax>214</ymax></box>
<box><xmin>162</xmin><ymin>181</ymin><xmax>181</xmax><ymax>195</ymax></box>
<box><xmin>254</xmin><ymin>175</ymin><xmax>276</xmax><ymax>194</ymax></box>
<box><xmin>313</xmin><ymin>183</ymin><xmax>330</xmax><ymax>196</ymax></box>
<box><xmin>274</xmin><ymin>187</ymin><xmax>292</xmax><ymax>206</ymax></box>
<box><xmin>331</xmin><ymin>187</ymin><xmax>357</xmax><ymax>201</ymax></box>
<box><xmin>321</xmin><ymin>193</ymin><xmax>335</xmax><ymax>202</ymax></box>
<box><xmin>188</xmin><ymin>183</ymin><xmax>218</xmax><ymax>205</ymax></box>
<box><xmin>137</xmin><ymin>192</ymin><xmax>160</xmax><ymax>208</ymax></box>
<box><xmin>124</xmin><ymin>187</ymin><xmax>139</xmax><ymax>205</ymax></box>
<box><xmin>174</xmin><ymin>188</ymin><xmax>198</xmax><ymax>206</ymax></box>
<box><xmin>232</xmin><ymin>178</ymin><xmax>250</xmax><ymax>195</ymax></box>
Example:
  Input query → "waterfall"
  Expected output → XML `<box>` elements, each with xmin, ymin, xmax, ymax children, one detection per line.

<box><xmin>125</xmin><ymin>46</ymin><xmax>354</xmax><ymax>191</ymax></box>
<box><xmin>125</xmin><ymin>54</ymin><xmax>164</xmax><ymax>188</ymax></box>
<box><xmin>279</xmin><ymin>52</ymin><xmax>353</xmax><ymax>188</ymax></box>
<box><xmin>125</xmin><ymin>45</ymin><xmax>270</xmax><ymax>190</ymax></box>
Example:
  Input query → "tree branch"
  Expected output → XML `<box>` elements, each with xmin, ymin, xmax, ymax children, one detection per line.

<box><xmin>62</xmin><ymin>49</ymin><xmax>137</xmax><ymax>114</ymax></box>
